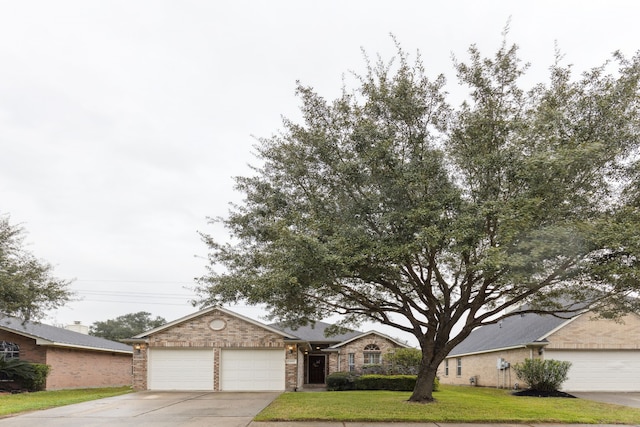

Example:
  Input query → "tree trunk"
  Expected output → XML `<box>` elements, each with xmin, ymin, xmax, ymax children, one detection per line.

<box><xmin>408</xmin><ymin>353</ymin><xmax>439</xmax><ymax>402</ymax></box>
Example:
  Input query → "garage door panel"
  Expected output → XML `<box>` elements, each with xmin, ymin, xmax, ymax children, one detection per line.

<box><xmin>221</xmin><ymin>349</ymin><xmax>285</xmax><ymax>391</ymax></box>
<box><xmin>149</xmin><ymin>348</ymin><xmax>214</xmax><ymax>391</ymax></box>
<box><xmin>547</xmin><ymin>350</ymin><xmax>640</xmax><ymax>392</ymax></box>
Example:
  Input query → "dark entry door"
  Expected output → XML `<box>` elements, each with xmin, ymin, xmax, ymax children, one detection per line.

<box><xmin>308</xmin><ymin>355</ymin><xmax>326</xmax><ymax>384</ymax></box>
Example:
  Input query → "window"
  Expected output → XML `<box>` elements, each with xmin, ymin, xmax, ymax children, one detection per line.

<box><xmin>348</xmin><ymin>353</ymin><xmax>355</xmax><ymax>372</ymax></box>
<box><xmin>444</xmin><ymin>359</ymin><xmax>449</xmax><ymax>376</ymax></box>
<box><xmin>363</xmin><ymin>344</ymin><xmax>381</xmax><ymax>364</ymax></box>
<box><xmin>456</xmin><ymin>357</ymin><xmax>462</xmax><ymax>376</ymax></box>
<box><xmin>0</xmin><ymin>341</ymin><xmax>19</xmax><ymax>360</ymax></box>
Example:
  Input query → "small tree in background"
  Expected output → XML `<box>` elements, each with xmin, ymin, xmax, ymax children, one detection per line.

<box><xmin>90</xmin><ymin>311</ymin><xmax>166</xmax><ymax>341</ymax></box>
<box><xmin>513</xmin><ymin>358</ymin><xmax>572</xmax><ymax>392</ymax></box>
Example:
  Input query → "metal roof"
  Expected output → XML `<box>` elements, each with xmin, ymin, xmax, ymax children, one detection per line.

<box><xmin>0</xmin><ymin>316</ymin><xmax>132</xmax><ymax>354</ymax></box>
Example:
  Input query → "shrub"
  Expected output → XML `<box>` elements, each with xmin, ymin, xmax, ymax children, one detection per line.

<box><xmin>326</xmin><ymin>371</ymin><xmax>358</xmax><ymax>391</ymax></box>
<box><xmin>0</xmin><ymin>358</ymin><xmax>35</xmax><ymax>382</ymax></box>
<box><xmin>361</xmin><ymin>364</ymin><xmax>385</xmax><ymax>374</ymax></box>
<box><xmin>0</xmin><ymin>358</ymin><xmax>50</xmax><ymax>391</ymax></box>
<box><xmin>513</xmin><ymin>358</ymin><xmax>571</xmax><ymax>392</ymax></box>
<box><xmin>384</xmin><ymin>348</ymin><xmax>421</xmax><ymax>374</ymax></box>
<box><xmin>328</xmin><ymin>372</ymin><xmax>439</xmax><ymax>392</ymax></box>
<box><xmin>21</xmin><ymin>363</ymin><xmax>50</xmax><ymax>391</ymax></box>
<box><xmin>356</xmin><ymin>374</ymin><xmax>417</xmax><ymax>391</ymax></box>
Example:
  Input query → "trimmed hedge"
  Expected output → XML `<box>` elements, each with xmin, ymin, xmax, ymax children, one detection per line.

<box><xmin>326</xmin><ymin>372</ymin><xmax>439</xmax><ymax>392</ymax></box>
<box><xmin>327</xmin><ymin>371</ymin><xmax>358</xmax><ymax>391</ymax></box>
<box><xmin>356</xmin><ymin>374</ymin><xmax>417</xmax><ymax>391</ymax></box>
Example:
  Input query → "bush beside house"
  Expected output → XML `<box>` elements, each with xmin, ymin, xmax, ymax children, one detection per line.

<box><xmin>0</xmin><ymin>358</ymin><xmax>50</xmax><ymax>392</ymax></box>
<box><xmin>513</xmin><ymin>358</ymin><xmax>572</xmax><ymax>393</ymax></box>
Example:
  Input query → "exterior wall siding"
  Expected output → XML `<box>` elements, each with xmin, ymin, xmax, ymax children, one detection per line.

<box><xmin>331</xmin><ymin>334</ymin><xmax>401</xmax><ymax>374</ymax></box>
<box><xmin>545</xmin><ymin>313</ymin><xmax>640</xmax><ymax>350</ymax></box>
<box><xmin>439</xmin><ymin>347</ymin><xmax>539</xmax><ymax>388</ymax></box>
<box><xmin>45</xmin><ymin>347</ymin><xmax>131</xmax><ymax>390</ymax></box>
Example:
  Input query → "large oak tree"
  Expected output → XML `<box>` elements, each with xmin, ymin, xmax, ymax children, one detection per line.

<box><xmin>0</xmin><ymin>215</ymin><xmax>71</xmax><ymax>321</ymax></box>
<box><xmin>197</xmin><ymin>40</ymin><xmax>640</xmax><ymax>402</ymax></box>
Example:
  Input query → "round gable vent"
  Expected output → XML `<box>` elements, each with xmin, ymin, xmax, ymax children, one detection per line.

<box><xmin>209</xmin><ymin>319</ymin><xmax>226</xmax><ymax>331</ymax></box>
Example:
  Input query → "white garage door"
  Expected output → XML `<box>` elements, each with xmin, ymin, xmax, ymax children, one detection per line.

<box><xmin>148</xmin><ymin>348</ymin><xmax>214</xmax><ymax>390</ymax></box>
<box><xmin>546</xmin><ymin>350</ymin><xmax>640</xmax><ymax>392</ymax></box>
<box><xmin>220</xmin><ymin>349</ymin><xmax>285</xmax><ymax>391</ymax></box>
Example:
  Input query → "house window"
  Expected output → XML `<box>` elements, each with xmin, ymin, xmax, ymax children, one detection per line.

<box><xmin>0</xmin><ymin>341</ymin><xmax>19</xmax><ymax>360</ymax></box>
<box><xmin>348</xmin><ymin>353</ymin><xmax>355</xmax><ymax>372</ymax></box>
<box><xmin>363</xmin><ymin>344</ymin><xmax>381</xmax><ymax>364</ymax></box>
<box><xmin>456</xmin><ymin>357</ymin><xmax>462</xmax><ymax>376</ymax></box>
<box><xmin>444</xmin><ymin>359</ymin><xmax>449</xmax><ymax>376</ymax></box>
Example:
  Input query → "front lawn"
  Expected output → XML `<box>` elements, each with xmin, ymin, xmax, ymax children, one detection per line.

<box><xmin>0</xmin><ymin>386</ymin><xmax>132</xmax><ymax>417</ymax></box>
<box><xmin>255</xmin><ymin>385</ymin><xmax>640</xmax><ymax>424</ymax></box>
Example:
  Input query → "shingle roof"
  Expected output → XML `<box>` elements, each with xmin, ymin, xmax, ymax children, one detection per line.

<box><xmin>448</xmin><ymin>311</ymin><xmax>572</xmax><ymax>356</ymax></box>
<box><xmin>0</xmin><ymin>316</ymin><xmax>132</xmax><ymax>353</ymax></box>
<box><xmin>271</xmin><ymin>320</ymin><xmax>363</xmax><ymax>343</ymax></box>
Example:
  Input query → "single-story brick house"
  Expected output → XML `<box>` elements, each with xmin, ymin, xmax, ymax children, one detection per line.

<box><xmin>0</xmin><ymin>316</ymin><xmax>132</xmax><ymax>390</ymax></box>
<box><xmin>438</xmin><ymin>309</ymin><xmax>640</xmax><ymax>392</ymax></box>
<box><xmin>127</xmin><ymin>306</ymin><xmax>408</xmax><ymax>391</ymax></box>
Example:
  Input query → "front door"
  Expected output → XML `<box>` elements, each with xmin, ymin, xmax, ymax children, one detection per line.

<box><xmin>308</xmin><ymin>355</ymin><xmax>326</xmax><ymax>384</ymax></box>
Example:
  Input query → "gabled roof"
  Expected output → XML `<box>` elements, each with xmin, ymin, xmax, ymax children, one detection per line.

<box><xmin>327</xmin><ymin>330</ymin><xmax>411</xmax><ymax>349</ymax></box>
<box><xmin>0</xmin><ymin>316</ymin><xmax>132</xmax><ymax>354</ymax></box>
<box><xmin>270</xmin><ymin>320</ymin><xmax>363</xmax><ymax>343</ymax></box>
<box><xmin>132</xmin><ymin>306</ymin><xmax>297</xmax><ymax>340</ymax></box>
<box><xmin>448</xmin><ymin>311</ymin><xmax>575</xmax><ymax>357</ymax></box>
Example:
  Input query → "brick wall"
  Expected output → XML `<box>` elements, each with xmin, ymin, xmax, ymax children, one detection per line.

<box><xmin>439</xmin><ymin>347</ymin><xmax>535</xmax><ymax>388</ymax></box>
<box><xmin>0</xmin><ymin>331</ymin><xmax>46</xmax><ymax>364</ymax></box>
<box><xmin>546</xmin><ymin>313</ymin><xmax>640</xmax><ymax>350</ymax></box>
<box><xmin>329</xmin><ymin>334</ymin><xmax>403</xmax><ymax>374</ymax></box>
<box><xmin>148</xmin><ymin>310</ymin><xmax>285</xmax><ymax>349</ymax></box>
<box><xmin>45</xmin><ymin>347</ymin><xmax>131</xmax><ymax>390</ymax></box>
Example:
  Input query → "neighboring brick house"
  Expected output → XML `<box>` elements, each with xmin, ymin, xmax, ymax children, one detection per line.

<box><xmin>0</xmin><ymin>316</ymin><xmax>132</xmax><ymax>390</ymax></box>
<box><xmin>438</xmin><ymin>309</ymin><xmax>640</xmax><ymax>392</ymax></box>
<box><xmin>126</xmin><ymin>306</ymin><xmax>408</xmax><ymax>391</ymax></box>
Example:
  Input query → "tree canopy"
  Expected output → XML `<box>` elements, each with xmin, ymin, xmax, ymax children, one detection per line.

<box><xmin>89</xmin><ymin>311</ymin><xmax>166</xmax><ymax>341</ymax></box>
<box><xmin>196</xmin><ymin>38</ymin><xmax>640</xmax><ymax>402</ymax></box>
<box><xmin>0</xmin><ymin>215</ymin><xmax>71</xmax><ymax>321</ymax></box>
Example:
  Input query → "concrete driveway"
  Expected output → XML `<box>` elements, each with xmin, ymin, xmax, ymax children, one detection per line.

<box><xmin>572</xmin><ymin>392</ymin><xmax>640</xmax><ymax>408</ymax></box>
<box><xmin>0</xmin><ymin>391</ymin><xmax>281</xmax><ymax>427</ymax></box>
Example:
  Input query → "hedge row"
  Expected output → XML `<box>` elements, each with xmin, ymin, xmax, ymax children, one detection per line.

<box><xmin>327</xmin><ymin>372</ymin><xmax>439</xmax><ymax>392</ymax></box>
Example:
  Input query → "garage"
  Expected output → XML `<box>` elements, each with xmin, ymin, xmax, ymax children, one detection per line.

<box><xmin>221</xmin><ymin>349</ymin><xmax>285</xmax><ymax>391</ymax></box>
<box><xmin>148</xmin><ymin>348</ymin><xmax>214</xmax><ymax>390</ymax></box>
<box><xmin>546</xmin><ymin>350</ymin><xmax>640</xmax><ymax>392</ymax></box>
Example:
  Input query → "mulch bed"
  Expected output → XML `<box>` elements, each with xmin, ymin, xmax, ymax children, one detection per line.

<box><xmin>513</xmin><ymin>389</ymin><xmax>576</xmax><ymax>398</ymax></box>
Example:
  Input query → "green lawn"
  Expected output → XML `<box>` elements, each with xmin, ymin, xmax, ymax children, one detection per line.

<box><xmin>255</xmin><ymin>386</ymin><xmax>640</xmax><ymax>424</ymax></box>
<box><xmin>0</xmin><ymin>386</ymin><xmax>132</xmax><ymax>417</ymax></box>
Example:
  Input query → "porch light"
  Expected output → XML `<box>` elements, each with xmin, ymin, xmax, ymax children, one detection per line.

<box><xmin>134</xmin><ymin>344</ymin><xmax>141</xmax><ymax>354</ymax></box>
<box><xmin>287</xmin><ymin>345</ymin><xmax>295</xmax><ymax>354</ymax></box>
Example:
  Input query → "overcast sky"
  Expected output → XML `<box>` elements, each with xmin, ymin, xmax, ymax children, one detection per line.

<box><xmin>1</xmin><ymin>1</ymin><xmax>638</xmax><ymax>344</ymax></box>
